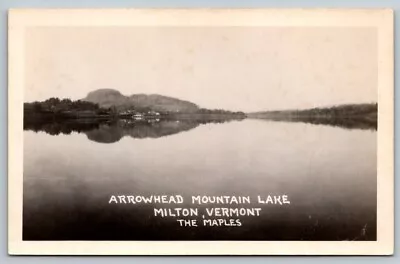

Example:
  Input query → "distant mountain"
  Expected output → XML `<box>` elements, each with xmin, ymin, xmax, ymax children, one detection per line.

<box><xmin>84</xmin><ymin>89</ymin><xmax>129</xmax><ymax>108</ymax></box>
<box><xmin>83</xmin><ymin>88</ymin><xmax>199</xmax><ymax>113</ymax></box>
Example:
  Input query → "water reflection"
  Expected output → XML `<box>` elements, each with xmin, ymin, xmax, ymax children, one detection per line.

<box><xmin>86</xmin><ymin>120</ymin><xmax>203</xmax><ymax>143</ymax></box>
<box><xmin>23</xmin><ymin>119</ymin><xmax>376</xmax><ymax>241</ymax></box>
<box><xmin>255</xmin><ymin>116</ymin><xmax>377</xmax><ymax>131</ymax></box>
<box><xmin>24</xmin><ymin>118</ymin><xmax>241</xmax><ymax>143</ymax></box>
<box><xmin>24</xmin><ymin>114</ymin><xmax>377</xmax><ymax>145</ymax></box>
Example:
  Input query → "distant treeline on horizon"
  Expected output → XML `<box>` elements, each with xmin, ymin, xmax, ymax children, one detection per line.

<box><xmin>249</xmin><ymin>103</ymin><xmax>377</xmax><ymax>117</ymax></box>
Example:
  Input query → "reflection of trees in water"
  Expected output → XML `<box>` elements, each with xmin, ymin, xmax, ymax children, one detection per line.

<box><xmin>23</xmin><ymin>117</ymin><xmax>239</xmax><ymax>143</ymax></box>
<box><xmin>254</xmin><ymin>116</ymin><xmax>377</xmax><ymax>131</ymax></box>
<box><xmin>24</xmin><ymin>112</ymin><xmax>376</xmax><ymax>144</ymax></box>
<box><xmin>24</xmin><ymin>118</ymin><xmax>107</xmax><ymax>136</ymax></box>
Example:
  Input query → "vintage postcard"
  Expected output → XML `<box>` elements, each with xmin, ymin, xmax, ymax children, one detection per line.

<box><xmin>8</xmin><ymin>9</ymin><xmax>394</xmax><ymax>255</ymax></box>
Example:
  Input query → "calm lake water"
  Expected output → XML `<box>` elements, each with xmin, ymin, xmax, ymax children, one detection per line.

<box><xmin>23</xmin><ymin>119</ymin><xmax>376</xmax><ymax>240</ymax></box>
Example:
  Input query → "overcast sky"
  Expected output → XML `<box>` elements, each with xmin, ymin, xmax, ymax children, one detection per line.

<box><xmin>25</xmin><ymin>27</ymin><xmax>377</xmax><ymax>111</ymax></box>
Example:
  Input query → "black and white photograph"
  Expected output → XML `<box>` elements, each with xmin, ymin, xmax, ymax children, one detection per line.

<box><xmin>8</xmin><ymin>9</ymin><xmax>394</xmax><ymax>255</ymax></box>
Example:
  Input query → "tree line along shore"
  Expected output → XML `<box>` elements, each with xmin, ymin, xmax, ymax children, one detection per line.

<box><xmin>24</xmin><ymin>90</ymin><xmax>377</xmax><ymax>131</ymax></box>
<box><xmin>23</xmin><ymin>97</ymin><xmax>246</xmax><ymax>121</ymax></box>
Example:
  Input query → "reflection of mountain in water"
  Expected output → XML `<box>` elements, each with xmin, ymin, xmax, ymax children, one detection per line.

<box><xmin>86</xmin><ymin>120</ymin><xmax>201</xmax><ymax>143</ymax></box>
<box><xmin>23</xmin><ymin>118</ymin><xmax>238</xmax><ymax>143</ymax></box>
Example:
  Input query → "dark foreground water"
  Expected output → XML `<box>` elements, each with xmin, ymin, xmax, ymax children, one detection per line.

<box><xmin>23</xmin><ymin>119</ymin><xmax>376</xmax><ymax>240</ymax></box>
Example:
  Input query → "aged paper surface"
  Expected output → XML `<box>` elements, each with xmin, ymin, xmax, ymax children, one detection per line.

<box><xmin>8</xmin><ymin>9</ymin><xmax>393</xmax><ymax>255</ymax></box>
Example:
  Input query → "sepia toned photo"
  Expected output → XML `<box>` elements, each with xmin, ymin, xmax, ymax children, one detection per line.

<box><xmin>8</xmin><ymin>9</ymin><xmax>393</xmax><ymax>255</ymax></box>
